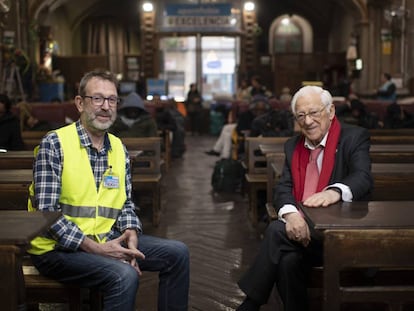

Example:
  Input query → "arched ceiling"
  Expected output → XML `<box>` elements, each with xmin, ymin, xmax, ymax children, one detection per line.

<box><xmin>29</xmin><ymin>0</ymin><xmax>139</xmax><ymax>29</ymax></box>
<box><xmin>29</xmin><ymin>0</ymin><xmax>369</xmax><ymax>26</ymax></box>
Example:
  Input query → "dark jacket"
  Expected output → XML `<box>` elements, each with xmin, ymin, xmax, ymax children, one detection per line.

<box><xmin>250</xmin><ymin>110</ymin><xmax>294</xmax><ymax>137</ymax></box>
<box><xmin>110</xmin><ymin>113</ymin><xmax>158</xmax><ymax>138</ymax></box>
<box><xmin>110</xmin><ymin>92</ymin><xmax>158</xmax><ymax>138</ymax></box>
<box><xmin>155</xmin><ymin>106</ymin><xmax>177</xmax><ymax>131</ymax></box>
<box><xmin>274</xmin><ymin>123</ymin><xmax>373</xmax><ymax>212</ymax></box>
<box><xmin>185</xmin><ymin>90</ymin><xmax>202</xmax><ymax>113</ymax></box>
<box><xmin>0</xmin><ymin>112</ymin><xmax>24</xmax><ymax>150</ymax></box>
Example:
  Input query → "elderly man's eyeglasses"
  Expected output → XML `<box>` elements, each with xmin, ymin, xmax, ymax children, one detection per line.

<box><xmin>83</xmin><ymin>95</ymin><xmax>120</xmax><ymax>107</ymax></box>
<box><xmin>294</xmin><ymin>106</ymin><xmax>327</xmax><ymax>123</ymax></box>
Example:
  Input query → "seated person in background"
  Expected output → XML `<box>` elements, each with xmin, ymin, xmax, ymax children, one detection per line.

<box><xmin>337</xmin><ymin>94</ymin><xmax>380</xmax><ymax>129</ymax></box>
<box><xmin>110</xmin><ymin>91</ymin><xmax>158</xmax><ymax>138</ymax></box>
<box><xmin>0</xmin><ymin>93</ymin><xmax>24</xmax><ymax>150</ymax></box>
<box><xmin>24</xmin><ymin>114</ymin><xmax>54</xmax><ymax>131</ymax></box>
<box><xmin>382</xmin><ymin>101</ymin><xmax>414</xmax><ymax>129</ymax></box>
<box><xmin>250</xmin><ymin>75</ymin><xmax>272</xmax><ymax>98</ymax></box>
<box><xmin>153</xmin><ymin>94</ymin><xmax>177</xmax><ymax>134</ymax></box>
<box><xmin>28</xmin><ymin>70</ymin><xmax>189</xmax><ymax>310</ymax></box>
<box><xmin>377</xmin><ymin>72</ymin><xmax>396</xmax><ymax>101</ymax></box>
<box><xmin>153</xmin><ymin>94</ymin><xmax>187</xmax><ymax>158</ymax></box>
<box><xmin>236</xmin><ymin>85</ymin><xmax>373</xmax><ymax>311</ymax></box>
<box><xmin>250</xmin><ymin>101</ymin><xmax>294</xmax><ymax>137</ymax></box>
<box><xmin>205</xmin><ymin>95</ymin><xmax>269</xmax><ymax>159</ymax></box>
<box><xmin>235</xmin><ymin>78</ymin><xmax>252</xmax><ymax>102</ymax></box>
<box><xmin>18</xmin><ymin>101</ymin><xmax>63</xmax><ymax>131</ymax></box>
<box><xmin>235</xmin><ymin>95</ymin><xmax>270</xmax><ymax>156</ymax></box>
<box><xmin>279</xmin><ymin>87</ymin><xmax>293</xmax><ymax>103</ymax></box>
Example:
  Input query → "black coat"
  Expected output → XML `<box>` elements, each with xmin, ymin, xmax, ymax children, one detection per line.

<box><xmin>274</xmin><ymin>123</ymin><xmax>373</xmax><ymax>212</ymax></box>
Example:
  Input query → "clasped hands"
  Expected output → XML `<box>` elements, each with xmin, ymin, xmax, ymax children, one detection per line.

<box><xmin>88</xmin><ymin>229</ymin><xmax>145</xmax><ymax>275</ymax></box>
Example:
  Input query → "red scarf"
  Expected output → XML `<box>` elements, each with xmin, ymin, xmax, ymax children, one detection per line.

<box><xmin>291</xmin><ymin>116</ymin><xmax>341</xmax><ymax>201</ymax></box>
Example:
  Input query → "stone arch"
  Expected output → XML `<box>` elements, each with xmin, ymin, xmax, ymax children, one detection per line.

<box><xmin>269</xmin><ymin>14</ymin><xmax>313</xmax><ymax>54</ymax></box>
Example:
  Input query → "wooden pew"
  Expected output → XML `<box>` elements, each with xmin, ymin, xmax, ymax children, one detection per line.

<box><xmin>0</xmin><ymin>151</ymin><xmax>35</xmax><ymax>169</ymax></box>
<box><xmin>120</xmin><ymin>137</ymin><xmax>163</xmax><ymax>226</ymax></box>
<box><xmin>0</xmin><ymin>169</ymin><xmax>32</xmax><ymax>193</ymax></box>
<box><xmin>0</xmin><ymin>211</ymin><xmax>101</xmax><ymax>311</ymax></box>
<box><xmin>370</xmin><ymin>144</ymin><xmax>414</xmax><ymax>163</ymax></box>
<box><xmin>266</xmin><ymin>161</ymin><xmax>414</xmax><ymax>213</ymax></box>
<box><xmin>371</xmin><ymin>163</ymin><xmax>414</xmax><ymax>200</ymax></box>
<box><xmin>244</xmin><ymin>137</ymin><xmax>288</xmax><ymax>224</ymax></box>
<box><xmin>244</xmin><ymin>135</ymin><xmax>414</xmax><ymax>224</ymax></box>
<box><xmin>324</xmin><ymin>229</ymin><xmax>414</xmax><ymax>311</ymax></box>
<box><xmin>370</xmin><ymin>135</ymin><xmax>414</xmax><ymax>144</ymax></box>
<box><xmin>369</xmin><ymin>128</ymin><xmax>414</xmax><ymax>136</ymax></box>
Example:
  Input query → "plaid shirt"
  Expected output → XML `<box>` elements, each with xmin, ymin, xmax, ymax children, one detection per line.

<box><xmin>33</xmin><ymin>120</ymin><xmax>142</xmax><ymax>251</ymax></box>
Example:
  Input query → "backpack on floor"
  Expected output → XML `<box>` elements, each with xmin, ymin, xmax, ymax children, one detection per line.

<box><xmin>211</xmin><ymin>158</ymin><xmax>244</xmax><ymax>192</ymax></box>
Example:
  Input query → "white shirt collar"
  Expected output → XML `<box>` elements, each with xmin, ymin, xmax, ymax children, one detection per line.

<box><xmin>304</xmin><ymin>132</ymin><xmax>328</xmax><ymax>150</ymax></box>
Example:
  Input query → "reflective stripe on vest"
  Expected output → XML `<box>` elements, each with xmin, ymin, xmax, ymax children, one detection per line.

<box><xmin>28</xmin><ymin>123</ymin><xmax>127</xmax><ymax>255</ymax></box>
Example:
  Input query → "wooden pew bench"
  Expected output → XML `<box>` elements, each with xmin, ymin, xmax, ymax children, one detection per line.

<box><xmin>0</xmin><ymin>137</ymin><xmax>164</xmax><ymax>226</ymax></box>
<box><xmin>22</xmin><ymin>258</ymin><xmax>102</xmax><ymax>311</ymax></box>
<box><xmin>244</xmin><ymin>137</ymin><xmax>288</xmax><ymax>225</ymax></box>
<box><xmin>324</xmin><ymin>228</ymin><xmax>414</xmax><ymax>311</ymax></box>
<box><xmin>370</xmin><ymin>135</ymin><xmax>414</xmax><ymax>144</ymax></box>
<box><xmin>369</xmin><ymin>144</ymin><xmax>414</xmax><ymax>163</ymax></box>
<box><xmin>370</xmin><ymin>163</ymin><xmax>414</xmax><ymax>200</ymax></box>
<box><xmin>369</xmin><ymin>128</ymin><xmax>414</xmax><ymax>136</ymax></box>
<box><xmin>0</xmin><ymin>212</ymin><xmax>101</xmax><ymax>311</ymax></box>
<box><xmin>121</xmin><ymin>137</ymin><xmax>163</xmax><ymax>226</ymax></box>
<box><xmin>265</xmin><ymin>202</ymin><xmax>414</xmax><ymax>311</ymax></box>
<box><xmin>0</xmin><ymin>151</ymin><xmax>35</xmax><ymax>169</ymax></box>
<box><xmin>243</xmin><ymin>135</ymin><xmax>414</xmax><ymax>224</ymax></box>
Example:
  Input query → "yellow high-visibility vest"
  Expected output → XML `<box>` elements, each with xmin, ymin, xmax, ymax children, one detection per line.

<box><xmin>28</xmin><ymin>123</ymin><xmax>126</xmax><ymax>255</ymax></box>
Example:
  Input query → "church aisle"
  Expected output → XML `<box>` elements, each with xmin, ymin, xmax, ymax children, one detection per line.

<box><xmin>136</xmin><ymin>134</ymin><xmax>277</xmax><ymax>310</ymax></box>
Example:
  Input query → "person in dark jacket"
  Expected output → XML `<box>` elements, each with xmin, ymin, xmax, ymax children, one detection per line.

<box><xmin>250</xmin><ymin>107</ymin><xmax>294</xmax><ymax>137</ymax></box>
<box><xmin>237</xmin><ymin>86</ymin><xmax>373</xmax><ymax>311</ymax></box>
<box><xmin>185</xmin><ymin>83</ymin><xmax>203</xmax><ymax>135</ymax></box>
<box><xmin>0</xmin><ymin>93</ymin><xmax>24</xmax><ymax>150</ymax></box>
<box><xmin>167</xmin><ymin>98</ymin><xmax>186</xmax><ymax>158</ymax></box>
<box><xmin>110</xmin><ymin>92</ymin><xmax>158</xmax><ymax>138</ymax></box>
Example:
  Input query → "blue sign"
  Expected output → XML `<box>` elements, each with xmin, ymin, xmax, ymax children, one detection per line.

<box><xmin>146</xmin><ymin>79</ymin><xmax>167</xmax><ymax>96</ymax></box>
<box><xmin>165</xmin><ymin>3</ymin><xmax>231</xmax><ymax>16</ymax></box>
<box><xmin>161</xmin><ymin>3</ymin><xmax>240</xmax><ymax>32</ymax></box>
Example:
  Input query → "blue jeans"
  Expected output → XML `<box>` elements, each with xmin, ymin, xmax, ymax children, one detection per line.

<box><xmin>30</xmin><ymin>234</ymin><xmax>190</xmax><ymax>311</ymax></box>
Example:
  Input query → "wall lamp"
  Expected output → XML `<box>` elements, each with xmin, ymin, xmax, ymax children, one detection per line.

<box><xmin>244</xmin><ymin>1</ymin><xmax>255</xmax><ymax>12</ymax></box>
<box><xmin>142</xmin><ymin>1</ymin><xmax>154</xmax><ymax>13</ymax></box>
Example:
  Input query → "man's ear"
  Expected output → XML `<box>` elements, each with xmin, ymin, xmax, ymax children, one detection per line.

<box><xmin>74</xmin><ymin>95</ymin><xmax>84</xmax><ymax>113</ymax></box>
<box><xmin>329</xmin><ymin>104</ymin><xmax>336</xmax><ymax>120</ymax></box>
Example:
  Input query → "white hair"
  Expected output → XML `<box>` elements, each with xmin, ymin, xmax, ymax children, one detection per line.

<box><xmin>291</xmin><ymin>85</ymin><xmax>333</xmax><ymax>114</ymax></box>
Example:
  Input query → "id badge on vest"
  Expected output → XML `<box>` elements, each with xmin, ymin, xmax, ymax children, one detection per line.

<box><xmin>103</xmin><ymin>166</ymin><xmax>119</xmax><ymax>189</ymax></box>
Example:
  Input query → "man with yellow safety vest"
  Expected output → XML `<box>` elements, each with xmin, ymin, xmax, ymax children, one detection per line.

<box><xmin>28</xmin><ymin>70</ymin><xmax>189</xmax><ymax>310</ymax></box>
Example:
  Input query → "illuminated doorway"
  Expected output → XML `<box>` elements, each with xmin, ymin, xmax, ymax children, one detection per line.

<box><xmin>159</xmin><ymin>36</ymin><xmax>239</xmax><ymax>102</ymax></box>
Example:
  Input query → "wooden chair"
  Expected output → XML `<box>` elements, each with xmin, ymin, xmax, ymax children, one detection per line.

<box><xmin>323</xmin><ymin>229</ymin><xmax>414</xmax><ymax>311</ymax></box>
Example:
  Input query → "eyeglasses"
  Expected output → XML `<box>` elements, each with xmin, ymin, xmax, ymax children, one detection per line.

<box><xmin>82</xmin><ymin>95</ymin><xmax>120</xmax><ymax>107</ymax></box>
<box><xmin>294</xmin><ymin>106</ymin><xmax>327</xmax><ymax>123</ymax></box>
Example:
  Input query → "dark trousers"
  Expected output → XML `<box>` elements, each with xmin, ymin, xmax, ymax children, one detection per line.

<box><xmin>238</xmin><ymin>220</ymin><xmax>323</xmax><ymax>311</ymax></box>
